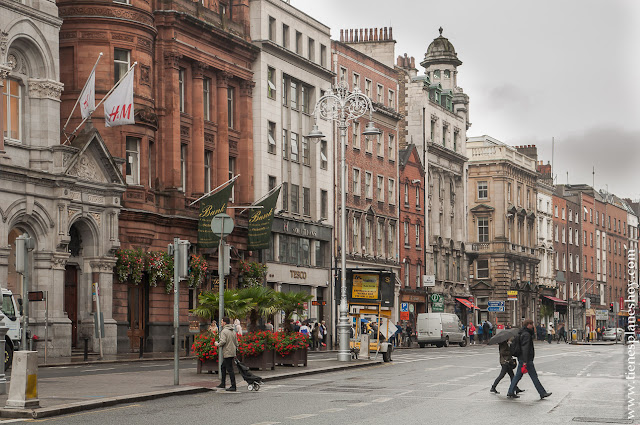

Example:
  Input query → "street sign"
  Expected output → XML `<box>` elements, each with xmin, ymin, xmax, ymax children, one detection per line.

<box><xmin>423</xmin><ymin>275</ymin><xmax>436</xmax><ymax>287</ymax></box>
<box><xmin>596</xmin><ymin>310</ymin><xmax>608</xmax><ymax>320</ymax></box>
<box><xmin>400</xmin><ymin>311</ymin><xmax>410</xmax><ymax>320</ymax></box>
<box><xmin>28</xmin><ymin>291</ymin><xmax>44</xmax><ymax>302</ymax></box>
<box><xmin>431</xmin><ymin>293</ymin><xmax>444</xmax><ymax>312</ymax></box>
<box><xmin>210</xmin><ymin>213</ymin><xmax>234</xmax><ymax>236</ymax></box>
<box><xmin>507</xmin><ymin>290</ymin><xmax>517</xmax><ymax>301</ymax></box>
<box><xmin>401</xmin><ymin>302</ymin><xmax>409</xmax><ymax>312</ymax></box>
<box><xmin>487</xmin><ymin>300</ymin><xmax>505</xmax><ymax>312</ymax></box>
<box><xmin>311</xmin><ymin>301</ymin><xmax>326</xmax><ymax>306</ymax></box>
<box><xmin>554</xmin><ymin>311</ymin><xmax>559</xmax><ymax>319</ymax></box>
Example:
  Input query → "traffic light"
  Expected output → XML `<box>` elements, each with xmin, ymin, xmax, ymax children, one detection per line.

<box><xmin>581</xmin><ymin>299</ymin><xmax>586</xmax><ymax>308</ymax></box>
<box><xmin>610</xmin><ymin>303</ymin><xmax>614</xmax><ymax>312</ymax></box>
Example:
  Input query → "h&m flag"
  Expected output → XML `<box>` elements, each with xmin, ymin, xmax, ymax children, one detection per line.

<box><xmin>198</xmin><ymin>182</ymin><xmax>235</xmax><ymax>248</ymax></box>
<box><xmin>104</xmin><ymin>68</ymin><xmax>135</xmax><ymax>127</ymax></box>
<box><xmin>248</xmin><ymin>187</ymin><xmax>281</xmax><ymax>250</ymax></box>
<box><xmin>79</xmin><ymin>68</ymin><xmax>95</xmax><ymax>119</ymax></box>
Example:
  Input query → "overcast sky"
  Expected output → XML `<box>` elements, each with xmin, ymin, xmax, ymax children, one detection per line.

<box><xmin>291</xmin><ymin>0</ymin><xmax>640</xmax><ymax>201</ymax></box>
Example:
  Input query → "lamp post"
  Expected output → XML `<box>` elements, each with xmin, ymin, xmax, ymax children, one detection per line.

<box><xmin>307</xmin><ymin>81</ymin><xmax>381</xmax><ymax>361</ymax></box>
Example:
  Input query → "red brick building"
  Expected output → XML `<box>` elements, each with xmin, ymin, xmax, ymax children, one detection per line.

<box><xmin>332</xmin><ymin>32</ymin><xmax>403</xmax><ymax>319</ymax></box>
<box><xmin>398</xmin><ymin>144</ymin><xmax>426</xmax><ymax>316</ymax></box>
<box><xmin>58</xmin><ymin>0</ymin><xmax>258</xmax><ymax>352</ymax></box>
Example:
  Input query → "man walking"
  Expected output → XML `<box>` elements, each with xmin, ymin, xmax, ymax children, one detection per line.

<box><xmin>482</xmin><ymin>321</ymin><xmax>490</xmax><ymax>343</ymax></box>
<box><xmin>507</xmin><ymin>318</ymin><xmax>552</xmax><ymax>400</ymax></box>
<box><xmin>215</xmin><ymin>316</ymin><xmax>238</xmax><ymax>392</ymax></box>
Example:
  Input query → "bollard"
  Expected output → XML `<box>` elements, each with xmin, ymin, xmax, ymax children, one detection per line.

<box><xmin>139</xmin><ymin>337</ymin><xmax>144</xmax><ymax>359</ymax></box>
<box><xmin>83</xmin><ymin>337</ymin><xmax>89</xmax><ymax>361</ymax></box>
<box><xmin>5</xmin><ymin>351</ymin><xmax>39</xmax><ymax>409</ymax></box>
<box><xmin>185</xmin><ymin>335</ymin><xmax>190</xmax><ymax>356</ymax></box>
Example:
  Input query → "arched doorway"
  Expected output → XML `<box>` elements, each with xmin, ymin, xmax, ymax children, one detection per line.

<box><xmin>64</xmin><ymin>265</ymin><xmax>78</xmax><ymax>348</ymax></box>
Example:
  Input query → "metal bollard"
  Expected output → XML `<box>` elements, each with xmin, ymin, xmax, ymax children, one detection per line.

<box><xmin>185</xmin><ymin>335</ymin><xmax>190</xmax><ymax>356</ymax></box>
<box><xmin>83</xmin><ymin>338</ymin><xmax>89</xmax><ymax>361</ymax></box>
<box><xmin>139</xmin><ymin>337</ymin><xmax>144</xmax><ymax>358</ymax></box>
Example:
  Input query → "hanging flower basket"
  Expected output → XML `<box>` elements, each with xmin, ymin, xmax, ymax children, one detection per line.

<box><xmin>238</xmin><ymin>260</ymin><xmax>267</xmax><ymax>287</ymax></box>
<box><xmin>146</xmin><ymin>251</ymin><xmax>173</xmax><ymax>288</ymax></box>
<box><xmin>115</xmin><ymin>248</ymin><xmax>145</xmax><ymax>285</ymax></box>
<box><xmin>187</xmin><ymin>254</ymin><xmax>208</xmax><ymax>288</ymax></box>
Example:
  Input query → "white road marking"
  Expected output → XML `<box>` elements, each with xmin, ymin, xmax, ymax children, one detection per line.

<box><xmin>397</xmin><ymin>390</ymin><xmax>413</xmax><ymax>396</ymax></box>
<box><xmin>84</xmin><ymin>367</ymin><xmax>116</xmax><ymax>372</ymax></box>
<box><xmin>319</xmin><ymin>408</ymin><xmax>346</xmax><ymax>413</ymax></box>
<box><xmin>347</xmin><ymin>402</ymin><xmax>372</xmax><ymax>407</ymax></box>
<box><xmin>372</xmin><ymin>397</ymin><xmax>393</xmax><ymax>403</ymax></box>
<box><xmin>287</xmin><ymin>414</ymin><xmax>317</xmax><ymax>419</ymax></box>
<box><xmin>250</xmin><ymin>422</ymin><xmax>281</xmax><ymax>425</ymax></box>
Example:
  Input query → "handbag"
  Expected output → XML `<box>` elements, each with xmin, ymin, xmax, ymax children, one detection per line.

<box><xmin>508</xmin><ymin>358</ymin><xmax>517</xmax><ymax>370</ymax></box>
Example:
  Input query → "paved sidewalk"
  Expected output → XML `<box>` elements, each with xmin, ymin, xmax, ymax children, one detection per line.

<box><xmin>0</xmin><ymin>351</ymin><xmax>380</xmax><ymax>419</ymax></box>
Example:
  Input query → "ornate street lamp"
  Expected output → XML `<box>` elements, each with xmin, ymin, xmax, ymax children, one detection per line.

<box><xmin>307</xmin><ymin>81</ymin><xmax>380</xmax><ymax>361</ymax></box>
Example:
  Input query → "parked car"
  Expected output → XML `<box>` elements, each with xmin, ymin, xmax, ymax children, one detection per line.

<box><xmin>602</xmin><ymin>328</ymin><xmax>625</xmax><ymax>341</ymax></box>
<box><xmin>416</xmin><ymin>313</ymin><xmax>467</xmax><ymax>348</ymax></box>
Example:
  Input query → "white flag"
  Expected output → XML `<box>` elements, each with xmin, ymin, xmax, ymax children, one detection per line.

<box><xmin>79</xmin><ymin>69</ymin><xmax>95</xmax><ymax>119</ymax></box>
<box><xmin>104</xmin><ymin>68</ymin><xmax>135</xmax><ymax>128</ymax></box>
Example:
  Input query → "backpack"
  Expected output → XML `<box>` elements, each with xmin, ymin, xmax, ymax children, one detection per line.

<box><xmin>509</xmin><ymin>331</ymin><xmax>522</xmax><ymax>357</ymax></box>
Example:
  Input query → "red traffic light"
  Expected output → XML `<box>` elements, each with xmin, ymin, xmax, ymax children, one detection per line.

<box><xmin>581</xmin><ymin>299</ymin><xmax>586</xmax><ymax>303</ymax></box>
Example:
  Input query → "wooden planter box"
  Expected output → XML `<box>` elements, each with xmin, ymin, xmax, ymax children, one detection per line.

<box><xmin>196</xmin><ymin>358</ymin><xmax>218</xmax><ymax>374</ymax></box>
<box><xmin>275</xmin><ymin>348</ymin><xmax>307</xmax><ymax>367</ymax></box>
<box><xmin>241</xmin><ymin>349</ymin><xmax>275</xmax><ymax>371</ymax></box>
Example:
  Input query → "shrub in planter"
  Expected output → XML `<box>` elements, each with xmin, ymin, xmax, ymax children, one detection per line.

<box><xmin>238</xmin><ymin>331</ymin><xmax>276</xmax><ymax>370</ymax></box>
<box><xmin>274</xmin><ymin>331</ymin><xmax>309</xmax><ymax>366</ymax></box>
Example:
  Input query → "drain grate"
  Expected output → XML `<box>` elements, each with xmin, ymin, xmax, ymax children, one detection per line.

<box><xmin>572</xmin><ymin>418</ymin><xmax>633</xmax><ymax>424</ymax></box>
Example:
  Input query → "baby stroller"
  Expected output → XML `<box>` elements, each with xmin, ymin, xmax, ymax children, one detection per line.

<box><xmin>234</xmin><ymin>358</ymin><xmax>263</xmax><ymax>391</ymax></box>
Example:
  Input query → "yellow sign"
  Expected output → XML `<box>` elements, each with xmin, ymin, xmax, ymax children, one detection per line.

<box><xmin>507</xmin><ymin>291</ymin><xmax>518</xmax><ymax>296</ymax></box>
<box><xmin>352</xmin><ymin>274</ymin><xmax>379</xmax><ymax>299</ymax></box>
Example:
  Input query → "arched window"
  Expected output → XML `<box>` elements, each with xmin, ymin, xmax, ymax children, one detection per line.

<box><xmin>2</xmin><ymin>77</ymin><xmax>22</xmax><ymax>142</ymax></box>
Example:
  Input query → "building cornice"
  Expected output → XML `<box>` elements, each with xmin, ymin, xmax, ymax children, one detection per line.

<box><xmin>1</xmin><ymin>0</ymin><xmax>63</xmax><ymax>28</ymax></box>
<box><xmin>255</xmin><ymin>40</ymin><xmax>335</xmax><ymax>79</ymax></box>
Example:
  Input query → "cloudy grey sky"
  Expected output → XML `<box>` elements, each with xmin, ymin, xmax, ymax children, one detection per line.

<box><xmin>291</xmin><ymin>0</ymin><xmax>640</xmax><ymax>200</ymax></box>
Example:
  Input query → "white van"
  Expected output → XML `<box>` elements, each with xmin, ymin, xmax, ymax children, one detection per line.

<box><xmin>416</xmin><ymin>313</ymin><xmax>467</xmax><ymax>348</ymax></box>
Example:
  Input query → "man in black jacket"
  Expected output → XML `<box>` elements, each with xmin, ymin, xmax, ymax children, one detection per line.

<box><xmin>507</xmin><ymin>319</ymin><xmax>552</xmax><ymax>400</ymax></box>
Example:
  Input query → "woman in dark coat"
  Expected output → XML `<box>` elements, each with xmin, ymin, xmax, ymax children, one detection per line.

<box><xmin>490</xmin><ymin>339</ymin><xmax>523</xmax><ymax>394</ymax></box>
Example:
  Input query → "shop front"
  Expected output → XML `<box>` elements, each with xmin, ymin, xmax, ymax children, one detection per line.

<box><xmin>400</xmin><ymin>291</ymin><xmax>427</xmax><ymax>329</ymax></box>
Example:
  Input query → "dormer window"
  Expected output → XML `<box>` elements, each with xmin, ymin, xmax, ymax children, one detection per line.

<box><xmin>433</xmin><ymin>70</ymin><xmax>440</xmax><ymax>79</ymax></box>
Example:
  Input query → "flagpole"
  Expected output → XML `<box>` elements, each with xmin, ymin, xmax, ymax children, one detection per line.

<box><xmin>239</xmin><ymin>183</ymin><xmax>282</xmax><ymax>215</ymax></box>
<box><xmin>189</xmin><ymin>174</ymin><xmax>241</xmax><ymax>206</ymax></box>
<box><xmin>62</xmin><ymin>52</ymin><xmax>103</xmax><ymax>135</ymax></box>
<box><xmin>65</xmin><ymin>61</ymin><xmax>138</xmax><ymax>144</ymax></box>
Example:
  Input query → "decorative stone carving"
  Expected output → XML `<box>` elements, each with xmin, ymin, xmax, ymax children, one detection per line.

<box><xmin>192</xmin><ymin>61</ymin><xmax>207</xmax><ymax>79</ymax></box>
<box><xmin>60</xmin><ymin>32</ymin><xmax>77</xmax><ymax>40</ymax></box>
<box><xmin>90</xmin><ymin>261</ymin><xmax>114</xmax><ymax>273</ymax></box>
<box><xmin>0</xmin><ymin>65</ymin><xmax>10</xmax><ymax>81</ymax></box>
<box><xmin>135</xmin><ymin>107</ymin><xmax>157</xmax><ymax>127</ymax></box>
<box><xmin>164</xmin><ymin>51</ymin><xmax>182</xmax><ymax>69</ymax></box>
<box><xmin>180</xmin><ymin>126</ymin><xmax>190</xmax><ymax>138</ymax></box>
<box><xmin>91</xmin><ymin>212</ymin><xmax>102</xmax><ymax>226</ymax></box>
<box><xmin>111</xmin><ymin>33</ymin><xmax>134</xmax><ymax>42</ymax></box>
<box><xmin>59</xmin><ymin>6</ymin><xmax>153</xmax><ymax>27</ymax></box>
<box><xmin>0</xmin><ymin>31</ymin><xmax>8</xmax><ymax>54</ymax></box>
<box><xmin>139</xmin><ymin>65</ymin><xmax>151</xmax><ymax>86</ymax></box>
<box><xmin>240</xmin><ymin>80</ymin><xmax>255</xmax><ymax>97</ymax></box>
<box><xmin>69</xmin><ymin>154</ymin><xmax>107</xmax><ymax>183</ymax></box>
<box><xmin>204</xmin><ymin>133</ymin><xmax>215</xmax><ymax>146</ymax></box>
<box><xmin>217</xmin><ymin>71</ymin><xmax>232</xmax><ymax>88</ymax></box>
<box><xmin>137</xmin><ymin>37</ymin><xmax>152</xmax><ymax>53</ymax></box>
<box><xmin>28</xmin><ymin>79</ymin><xmax>64</xmax><ymax>101</ymax></box>
<box><xmin>68</xmin><ymin>208</ymin><xmax>80</xmax><ymax>220</ymax></box>
<box><xmin>70</xmin><ymin>191</ymin><xmax>82</xmax><ymax>201</ymax></box>
<box><xmin>52</xmin><ymin>257</ymin><xmax>68</xmax><ymax>270</ymax></box>
<box><xmin>88</xmin><ymin>194</ymin><xmax>105</xmax><ymax>205</ymax></box>
<box><xmin>229</xmin><ymin>139</ymin><xmax>238</xmax><ymax>152</ymax></box>
<box><xmin>82</xmin><ymin>31</ymin><xmax>108</xmax><ymax>40</ymax></box>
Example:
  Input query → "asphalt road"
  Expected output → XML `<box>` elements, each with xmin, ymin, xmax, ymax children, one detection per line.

<box><xmin>0</xmin><ymin>343</ymin><xmax>630</xmax><ymax>425</ymax></box>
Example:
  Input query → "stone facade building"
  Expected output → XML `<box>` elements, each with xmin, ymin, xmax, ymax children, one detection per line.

<box><xmin>333</xmin><ymin>30</ymin><xmax>402</xmax><ymax>321</ymax></box>
<box><xmin>0</xmin><ymin>0</ymin><xmax>125</xmax><ymax>357</ymax></box>
<box><xmin>249</xmin><ymin>0</ymin><xmax>334</xmax><ymax>333</ymax></box>
<box><xmin>466</xmin><ymin>136</ymin><xmax>539</xmax><ymax>326</ymax></box>
<box><xmin>396</xmin><ymin>29</ymin><xmax>470</xmax><ymax>319</ymax></box>
<box><xmin>57</xmin><ymin>0</ymin><xmax>258</xmax><ymax>353</ymax></box>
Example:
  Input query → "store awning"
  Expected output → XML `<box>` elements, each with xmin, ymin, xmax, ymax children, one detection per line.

<box><xmin>543</xmin><ymin>295</ymin><xmax>567</xmax><ymax>305</ymax></box>
<box><xmin>456</xmin><ymin>298</ymin><xmax>480</xmax><ymax>310</ymax></box>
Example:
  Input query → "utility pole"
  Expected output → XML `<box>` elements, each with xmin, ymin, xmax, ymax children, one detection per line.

<box><xmin>15</xmin><ymin>234</ymin><xmax>34</xmax><ymax>350</ymax></box>
<box><xmin>169</xmin><ymin>238</ymin><xmax>190</xmax><ymax>385</ymax></box>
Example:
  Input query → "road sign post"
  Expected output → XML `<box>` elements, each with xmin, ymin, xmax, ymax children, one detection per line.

<box><xmin>211</xmin><ymin>213</ymin><xmax>234</xmax><ymax>378</ymax></box>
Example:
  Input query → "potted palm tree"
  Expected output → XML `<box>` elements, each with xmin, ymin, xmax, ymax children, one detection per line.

<box><xmin>192</xmin><ymin>289</ymin><xmax>249</xmax><ymax>373</ymax></box>
<box><xmin>235</xmin><ymin>286</ymin><xmax>279</xmax><ymax>370</ymax></box>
